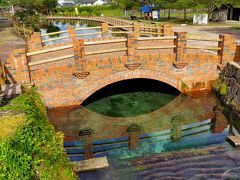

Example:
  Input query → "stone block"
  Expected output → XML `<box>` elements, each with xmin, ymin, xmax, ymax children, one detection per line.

<box><xmin>72</xmin><ymin>156</ymin><xmax>109</xmax><ymax>172</ymax></box>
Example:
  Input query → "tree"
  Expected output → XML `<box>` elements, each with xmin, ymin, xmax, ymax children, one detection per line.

<box><xmin>109</xmin><ymin>0</ymin><xmax>140</xmax><ymax>16</ymax></box>
<box><xmin>42</xmin><ymin>0</ymin><xmax>58</xmax><ymax>14</ymax></box>
<box><xmin>175</xmin><ymin>0</ymin><xmax>197</xmax><ymax>22</ymax></box>
<box><xmin>197</xmin><ymin>0</ymin><xmax>238</xmax><ymax>19</ymax></box>
<box><xmin>18</xmin><ymin>0</ymin><xmax>57</xmax><ymax>14</ymax></box>
<box><xmin>153</xmin><ymin>0</ymin><xmax>178</xmax><ymax>19</ymax></box>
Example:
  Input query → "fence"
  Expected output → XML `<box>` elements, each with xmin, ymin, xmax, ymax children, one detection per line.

<box><xmin>25</xmin><ymin>28</ymin><xmax>237</xmax><ymax>68</ymax></box>
<box><xmin>0</xmin><ymin>60</ymin><xmax>5</xmax><ymax>92</ymax></box>
<box><xmin>37</xmin><ymin>22</ymin><xmax>172</xmax><ymax>46</ymax></box>
<box><xmin>12</xmin><ymin>20</ymin><xmax>34</xmax><ymax>39</ymax></box>
<box><xmin>65</xmin><ymin>119</ymin><xmax>218</xmax><ymax>161</ymax></box>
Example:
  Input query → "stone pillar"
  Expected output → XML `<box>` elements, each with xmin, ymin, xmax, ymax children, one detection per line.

<box><xmin>13</xmin><ymin>49</ymin><xmax>31</xmax><ymax>84</ymax></box>
<box><xmin>162</xmin><ymin>24</ymin><xmax>174</xmax><ymax>36</ymax></box>
<box><xmin>218</xmin><ymin>34</ymin><xmax>236</xmax><ymax>65</ymax></box>
<box><xmin>173</xmin><ymin>32</ymin><xmax>188</xmax><ymax>69</ymax></box>
<box><xmin>127</xmin><ymin>124</ymin><xmax>142</xmax><ymax>150</ymax></box>
<box><xmin>73</xmin><ymin>39</ymin><xmax>85</xmax><ymax>71</ymax></box>
<box><xmin>133</xmin><ymin>23</ymin><xmax>140</xmax><ymax>38</ymax></box>
<box><xmin>68</xmin><ymin>26</ymin><xmax>77</xmax><ymax>43</ymax></box>
<box><xmin>211</xmin><ymin>106</ymin><xmax>228</xmax><ymax>133</ymax></box>
<box><xmin>101</xmin><ymin>23</ymin><xmax>109</xmax><ymax>37</ymax></box>
<box><xmin>27</xmin><ymin>32</ymin><xmax>42</xmax><ymax>51</ymax></box>
<box><xmin>171</xmin><ymin>115</ymin><xmax>183</xmax><ymax>142</ymax></box>
<box><xmin>125</xmin><ymin>33</ymin><xmax>140</xmax><ymax>70</ymax></box>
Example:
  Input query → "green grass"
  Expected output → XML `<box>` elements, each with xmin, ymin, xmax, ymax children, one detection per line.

<box><xmin>100</xmin><ymin>9</ymin><xmax>124</xmax><ymax>17</ymax></box>
<box><xmin>0</xmin><ymin>114</ymin><xmax>25</xmax><ymax>139</ymax></box>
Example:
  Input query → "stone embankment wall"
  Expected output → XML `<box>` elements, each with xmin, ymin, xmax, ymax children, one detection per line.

<box><xmin>213</xmin><ymin>62</ymin><xmax>240</xmax><ymax>118</ymax></box>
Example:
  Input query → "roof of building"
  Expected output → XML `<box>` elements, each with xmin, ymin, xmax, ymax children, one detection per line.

<box><xmin>77</xmin><ymin>0</ymin><xmax>108</xmax><ymax>4</ymax></box>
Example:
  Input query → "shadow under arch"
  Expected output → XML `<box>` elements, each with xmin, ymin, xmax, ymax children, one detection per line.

<box><xmin>78</xmin><ymin>70</ymin><xmax>183</xmax><ymax>105</ymax></box>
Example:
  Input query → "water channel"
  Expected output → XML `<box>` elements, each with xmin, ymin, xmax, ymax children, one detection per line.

<box><xmin>46</xmin><ymin>20</ymin><xmax>240</xmax><ymax>179</ymax></box>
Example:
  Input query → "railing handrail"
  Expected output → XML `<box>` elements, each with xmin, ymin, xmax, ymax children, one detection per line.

<box><xmin>41</xmin><ymin>30</ymin><xmax>69</xmax><ymax>37</ymax></box>
<box><xmin>186</xmin><ymin>46</ymin><xmax>221</xmax><ymax>51</ymax></box>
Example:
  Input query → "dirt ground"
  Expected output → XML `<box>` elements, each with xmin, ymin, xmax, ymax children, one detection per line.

<box><xmin>0</xmin><ymin>17</ymin><xmax>25</xmax><ymax>64</ymax></box>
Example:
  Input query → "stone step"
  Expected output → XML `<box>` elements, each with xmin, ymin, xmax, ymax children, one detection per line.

<box><xmin>72</xmin><ymin>156</ymin><xmax>109</xmax><ymax>172</ymax></box>
<box><xmin>227</xmin><ymin>135</ymin><xmax>240</xmax><ymax>147</ymax></box>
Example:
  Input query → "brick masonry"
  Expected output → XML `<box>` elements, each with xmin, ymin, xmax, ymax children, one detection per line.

<box><xmin>4</xmin><ymin>27</ymin><xmax>240</xmax><ymax>107</ymax></box>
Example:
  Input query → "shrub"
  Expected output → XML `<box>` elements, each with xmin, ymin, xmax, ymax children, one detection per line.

<box><xmin>0</xmin><ymin>88</ymin><xmax>76</xmax><ymax>180</ymax></box>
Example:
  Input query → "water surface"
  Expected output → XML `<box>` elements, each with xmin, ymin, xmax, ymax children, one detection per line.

<box><xmin>47</xmin><ymin>79</ymin><xmax>240</xmax><ymax>179</ymax></box>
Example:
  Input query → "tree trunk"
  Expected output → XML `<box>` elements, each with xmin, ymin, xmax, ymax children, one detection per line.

<box><xmin>184</xmin><ymin>9</ymin><xmax>187</xmax><ymax>22</ymax></box>
<box><xmin>168</xmin><ymin>8</ymin><xmax>171</xmax><ymax>19</ymax></box>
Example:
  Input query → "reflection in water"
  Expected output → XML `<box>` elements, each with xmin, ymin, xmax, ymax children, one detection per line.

<box><xmin>48</xmin><ymin>90</ymin><xmax>240</xmax><ymax>179</ymax></box>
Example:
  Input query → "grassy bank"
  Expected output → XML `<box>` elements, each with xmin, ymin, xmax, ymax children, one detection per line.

<box><xmin>0</xmin><ymin>87</ymin><xmax>76</xmax><ymax>180</ymax></box>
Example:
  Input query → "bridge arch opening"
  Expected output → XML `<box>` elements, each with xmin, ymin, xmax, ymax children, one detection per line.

<box><xmin>82</xmin><ymin>78</ymin><xmax>180</xmax><ymax>117</ymax></box>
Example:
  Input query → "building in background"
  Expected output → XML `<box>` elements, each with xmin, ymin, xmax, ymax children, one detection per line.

<box><xmin>58</xmin><ymin>0</ymin><xmax>75</xmax><ymax>7</ymax></box>
<box><xmin>76</xmin><ymin>0</ymin><xmax>108</xmax><ymax>6</ymax></box>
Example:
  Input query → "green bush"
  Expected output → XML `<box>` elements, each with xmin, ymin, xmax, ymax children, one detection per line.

<box><xmin>80</xmin><ymin>11</ymin><xmax>90</xmax><ymax>17</ymax></box>
<box><xmin>0</xmin><ymin>88</ymin><xmax>76</xmax><ymax>180</ymax></box>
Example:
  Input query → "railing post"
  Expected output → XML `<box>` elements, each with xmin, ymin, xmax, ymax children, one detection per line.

<box><xmin>171</xmin><ymin>115</ymin><xmax>184</xmax><ymax>142</ymax></box>
<box><xmin>211</xmin><ymin>106</ymin><xmax>228</xmax><ymax>134</ymax></box>
<box><xmin>101</xmin><ymin>22</ymin><xmax>108</xmax><ymax>37</ymax></box>
<box><xmin>125</xmin><ymin>32</ymin><xmax>140</xmax><ymax>70</ymax></box>
<box><xmin>173</xmin><ymin>32</ymin><xmax>188</xmax><ymax>69</ymax></box>
<box><xmin>27</xmin><ymin>32</ymin><xmax>42</xmax><ymax>51</ymax></box>
<box><xmin>218</xmin><ymin>34</ymin><xmax>236</xmax><ymax>65</ymax></box>
<box><xmin>79</xmin><ymin>128</ymin><xmax>94</xmax><ymax>159</ymax></box>
<box><xmin>133</xmin><ymin>23</ymin><xmax>140</xmax><ymax>38</ymax></box>
<box><xmin>162</xmin><ymin>24</ymin><xmax>174</xmax><ymax>36</ymax></box>
<box><xmin>72</xmin><ymin>38</ymin><xmax>90</xmax><ymax>79</ymax></box>
<box><xmin>127</xmin><ymin>124</ymin><xmax>142</xmax><ymax>150</ymax></box>
<box><xmin>5</xmin><ymin>49</ymin><xmax>31</xmax><ymax>84</ymax></box>
<box><xmin>68</xmin><ymin>26</ymin><xmax>77</xmax><ymax>43</ymax></box>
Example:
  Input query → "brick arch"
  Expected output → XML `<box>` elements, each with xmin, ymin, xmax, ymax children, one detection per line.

<box><xmin>79</xmin><ymin>70</ymin><xmax>182</xmax><ymax>104</ymax></box>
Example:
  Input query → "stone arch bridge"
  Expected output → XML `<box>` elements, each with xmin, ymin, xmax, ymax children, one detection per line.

<box><xmin>3</xmin><ymin>21</ymin><xmax>240</xmax><ymax>107</ymax></box>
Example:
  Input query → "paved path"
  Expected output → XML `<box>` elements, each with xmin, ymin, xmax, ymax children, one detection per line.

<box><xmin>0</xmin><ymin>16</ymin><xmax>25</xmax><ymax>64</ymax></box>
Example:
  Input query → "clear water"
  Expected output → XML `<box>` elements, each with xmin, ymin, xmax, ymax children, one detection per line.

<box><xmin>47</xmin><ymin>79</ymin><xmax>240</xmax><ymax>179</ymax></box>
<box><xmin>40</xmin><ymin>20</ymin><xmax>102</xmax><ymax>45</ymax></box>
<box><xmin>84</xmin><ymin>92</ymin><xmax>177</xmax><ymax>117</ymax></box>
